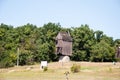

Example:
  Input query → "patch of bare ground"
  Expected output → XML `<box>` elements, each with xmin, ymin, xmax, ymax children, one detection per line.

<box><xmin>0</xmin><ymin>62</ymin><xmax>120</xmax><ymax>80</ymax></box>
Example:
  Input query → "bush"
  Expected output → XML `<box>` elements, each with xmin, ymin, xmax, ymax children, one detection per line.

<box><xmin>0</xmin><ymin>52</ymin><xmax>15</xmax><ymax>68</ymax></box>
<box><xmin>0</xmin><ymin>58</ymin><xmax>14</xmax><ymax>68</ymax></box>
<box><xmin>43</xmin><ymin>66</ymin><xmax>48</xmax><ymax>72</ymax></box>
<box><xmin>19</xmin><ymin>53</ymin><xmax>34</xmax><ymax>66</ymax></box>
<box><xmin>71</xmin><ymin>64</ymin><xmax>81</xmax><ymax>73</ymax></box>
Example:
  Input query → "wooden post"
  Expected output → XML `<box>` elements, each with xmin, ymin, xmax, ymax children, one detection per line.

<box><xmin>17</xmin><ymin>48</ymin><xmax>19</xmax><ymax>66</ymax></box>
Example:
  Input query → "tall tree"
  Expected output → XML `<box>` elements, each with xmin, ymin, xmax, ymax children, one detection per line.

<box><xmin>90</xmin><ymin>40</ymin><xmax>115</xmax><ymax>62</ymax></box>
<box><xmin>71</xmin><ymin>24</ymin><xmax>94</xmax><ymax>61</ymax></box>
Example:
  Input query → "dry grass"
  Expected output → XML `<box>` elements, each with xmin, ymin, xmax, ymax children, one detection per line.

<box><xmin>0</xmin><ymin>62</ymin><xmax>120</xmax><ymax>80</ymax></box>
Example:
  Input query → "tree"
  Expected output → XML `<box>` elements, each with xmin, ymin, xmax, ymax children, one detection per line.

<box><xmin>71</xmin><ymin>24</ymin><xmax>94</xmax><ymax>61</ymax></box>
<box><xmin>90</xmin><ymin>40</ymin><xmax>115</xmax><ymax>62</ymax></box>
<box><xmin>0</xmin><ymin>22</ymin><xmax>118</xmax><ymax>68</ymax></box>
<box><xmin>34</xmin><ymin>22</ymin><xmax>61</xmax><ymax>62</ymax></box>
<box><xmin>0</xmin><ymin>24</ymin><xmax>16</xmax><ymax>68</ymax></box>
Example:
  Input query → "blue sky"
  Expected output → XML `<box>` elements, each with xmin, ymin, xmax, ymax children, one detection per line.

<box><xmin>0</xmin><ymin>0</ymin><xmax>120</xmax><ymax>39</ymax></box>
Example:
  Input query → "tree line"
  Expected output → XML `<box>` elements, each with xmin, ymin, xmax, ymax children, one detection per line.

<box><xmin>0</xmin><ymin>22</ymin><xmax>120</xmax><ymax>68</ymax></box>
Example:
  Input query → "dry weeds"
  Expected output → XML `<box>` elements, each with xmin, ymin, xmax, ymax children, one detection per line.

<box><xmin>0</xmin><ymin>62</ymin><xmax>120</xmax><ymax>80</ymax></box>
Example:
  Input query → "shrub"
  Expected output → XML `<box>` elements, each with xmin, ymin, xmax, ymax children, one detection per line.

<box><xmin>43</xmin><ymin>66</ymin><xmax>48</xmax><ymax>72</ymax></box>
<box><xmin>19</xmin><ymin>53</ymin><xmax>34</xmax><ymax>66</ymax></box>
<box><xmin>0</xmin><ymin>58</ymin><xmax>14</xmax><ymax>68</ymax></box>
<box><xmin>0</xmin><ymin>52</ymin><xmax>15</xmax><ymax>68</ymax></box>
<box><xmin>71</xmin><ymin>64</ymin><xmax>81</xmax><ymax>73</ymax></box>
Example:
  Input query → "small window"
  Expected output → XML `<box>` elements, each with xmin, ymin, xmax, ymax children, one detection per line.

<box><xmin>57</xmin><ymin>47</ymin><xmax>62</xmax><ymax>54</ymax></box>
<box><xmin>55</xmin><ymin>40</ymin><xmax>58</xmax><ymax>44</ymax></box>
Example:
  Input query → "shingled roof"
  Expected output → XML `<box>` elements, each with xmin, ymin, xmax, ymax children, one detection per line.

<box><xmin>56</xmin><ymin>31</ymin><xmax>72</xmax><ymax>56</ymax></box>
<box><xmin>58</xmin><ymin>31</ymin><xmax>72</xmax><ymax>42</ymax></box>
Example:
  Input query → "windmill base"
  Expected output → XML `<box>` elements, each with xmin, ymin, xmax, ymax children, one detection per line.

<box><xmin>59</xmin><ymin>56</ymin><xmax>70</xmax><ymax>62</ymax></box>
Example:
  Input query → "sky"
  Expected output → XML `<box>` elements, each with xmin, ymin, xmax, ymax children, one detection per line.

<box><xmin>0</xmin><ymin>0</ymin><xmax>120</xmax><ymax>39</ymax></box>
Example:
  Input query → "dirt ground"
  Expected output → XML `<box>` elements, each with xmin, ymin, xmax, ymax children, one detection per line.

<box><xmin>0</xmin><ymin>61</ymin><xmax>120</xmax><ymax>80</ymax></box>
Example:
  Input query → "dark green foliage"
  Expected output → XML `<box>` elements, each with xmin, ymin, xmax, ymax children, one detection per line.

<box><xmin>71</xmin><ymin>25</ymin><xmax>94</xmax><ymax>61</ymax></box>
<box><xmin>0</xmin><ymin>23</ymin><xmax>119</xmax><ymax>68</ymax></box>
<box><xmin>71</xmin><ymin>64</ymin><xmax>81</xmax><ymax>73</ymax></box>
<box><xmin>19</xmin><ymin>52</ymin><xmax>34</xmax><ymax>65</ymax></box>
<box><xmin>0</xmin><ymin>51</ymin><xmax>16</xmax><ymax>68</ymax></box>
<box><xmin>90</xmin><ymin>40</ymin><xmax>115</xmax><ymax>62</ymax></box>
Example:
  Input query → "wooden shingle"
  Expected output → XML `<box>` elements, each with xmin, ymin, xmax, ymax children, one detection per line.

<box><xmin>55</xmin><ymin>31</ymin><xmax>72</xmax><ymax>56</ymax></box>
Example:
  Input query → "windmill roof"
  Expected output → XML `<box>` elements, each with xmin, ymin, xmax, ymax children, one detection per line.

<box><xmin>59</xmin><ymin>31</ymin><xmax>72</xmax><ymax>42</ymax></box>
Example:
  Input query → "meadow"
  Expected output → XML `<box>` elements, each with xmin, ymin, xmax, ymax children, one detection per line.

<box><xmin>0</xmin><ymin>62</ymin><xmax>120</xmax><ymax>80</ymax></box>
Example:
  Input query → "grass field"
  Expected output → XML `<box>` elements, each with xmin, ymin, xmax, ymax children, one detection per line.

<box><xmin>0</xmin><ymin>62</ymin><xmax>120</xmax><ymax>80</ymax></box>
